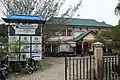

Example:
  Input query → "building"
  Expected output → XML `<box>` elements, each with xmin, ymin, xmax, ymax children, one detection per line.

<box><xmin>44</xmin><ymin>17</ymin><xmax>112</xmax><ymax>56</ymax></box>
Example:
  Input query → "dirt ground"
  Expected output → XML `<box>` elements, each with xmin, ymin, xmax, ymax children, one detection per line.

<box><xmin>9</xmin><ymin>57</ymin><xmax>65</xmax><ymax>80</ymax></box>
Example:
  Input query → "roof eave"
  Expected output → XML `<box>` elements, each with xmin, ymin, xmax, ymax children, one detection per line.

<box><xmin>68</xmin><ymin>25</ymin><xmax>112</xmax><ymax>28</ymax></box>
<box><xmin>2</xmin><ymin>18</ymin><xmax>46</xmax><ymax>24</ymax></box>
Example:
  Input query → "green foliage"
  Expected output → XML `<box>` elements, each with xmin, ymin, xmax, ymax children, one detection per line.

<box><xmin>115</xmin><ymin>1</ymin><xmax>120</xmax><ymax>16</ymax></box>
<box><xmin>0</xmin><ymin>36</ymin><xmax>8</xmax><ymax>59</ymax></box>
<box><xmin>95</xmin><ymin>25</ymin><xmax>120</xmax><ymax>49</ymax></box>
<box><xmin>0</xmin><ymin>36</ymin><xmax>8</xmax><ymax>44</ymax></box>
<box><xmin>9</xmin><ymin>40</ymin><xmax>24</xmax><ymax>61</ymax></box>
<box><xmin>0</xmin><ymin>36</ymin><xmax>25</xmax><ymax>61</ymax></box>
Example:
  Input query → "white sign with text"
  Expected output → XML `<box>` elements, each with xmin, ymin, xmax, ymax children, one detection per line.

<box><xmin>15</xmin><ymin>24</ymin><xmax>38</xmax><ymax>34</ymax></box>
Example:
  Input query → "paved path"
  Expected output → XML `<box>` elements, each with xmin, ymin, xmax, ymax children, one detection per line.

<box><xmin>9</xmin><ymin>57</ymin><xmax>65</xmax><ymax>80</ymax></box>
<box><xmin>9</xmin><ymin>56</ymin><xmax>94</xmax><ymax>80</ymax></box>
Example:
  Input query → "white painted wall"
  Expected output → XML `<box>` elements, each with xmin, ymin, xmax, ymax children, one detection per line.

<box><xmin>74</xmin><ymin>31</ymin><xmax>83</xmax><ymax>38</ymax></box>
<box><xmin>83</xmin><ymin>33</ymin><xmax>95</xmax><ymax>40</ymax></box>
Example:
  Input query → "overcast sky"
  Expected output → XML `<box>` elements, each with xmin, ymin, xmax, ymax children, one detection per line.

<box><xmin>62</xmin><ymin>0</ymin><xmax>119</xmax><ymax>26</ymax></box>
<box><xmin>0</xmin><ymin>0</ymin><xmax>119</xmax><ymax>26</ymax></box>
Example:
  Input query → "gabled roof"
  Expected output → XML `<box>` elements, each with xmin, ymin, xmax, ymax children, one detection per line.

<box><xmin>2</xmin><ymin>14</ymin><xmax>45</xmax><ymax>24</ymax></box>
<box><xmin>74</xmin><ymin>31</ymin><xmax>95</xmax><ymax>41</ymax></box>
<box><xmin>46</xmin><ymin>17</ymin><xmax>112</xmax><ymax>27</ymax></box>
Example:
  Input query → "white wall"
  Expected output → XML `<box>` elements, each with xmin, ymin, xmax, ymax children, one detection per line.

<box><xmin>83</xmin><ymin>33</ymin><xmax>95</xmax><ymax>40</ymax></box>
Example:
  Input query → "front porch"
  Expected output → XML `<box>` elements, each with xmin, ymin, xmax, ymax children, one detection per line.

<box><xmin>44</xmin><ymin>31</ymin><xmax>95</xmax><ymax>57</ymax></box>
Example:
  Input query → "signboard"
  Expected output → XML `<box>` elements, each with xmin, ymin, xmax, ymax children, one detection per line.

<box><xmin>20</xmin><ymin>44</ymin><xmax>30</xmax><ymax>52</ymax></box>
<box><xmin>32</xmin><ymin>44</ymin><xmax>41</xmax><ymax>53</ymax></box>
<box><xmin>21</xmin><ymin>53</ymin><xmax>30</xmax><ymax>59</ymax></box>
<box><xmin>9</xmin><ymin>36</ymin><xmax>42</xmax><ymax>60</ymax></box>
<box><xmin>15</xmin><ymin>24</ymin><xmax>38</xmax><ymax>34</ymax></box>
<box><xmin>15</xmin><ymin>28</ymin><xmax>36</xmax><ymax>34</ymax></box>
<box><xmin>17</xmin><ymin>24</ymin><xmax>38</xmax><ymax>28</ymax></box>
<box><xmin>21</xmin><ymin>36</ymin><xmax>30</xmax><ymax>43</ymax></box>
<box><xmin>32</xmin><ymin>53</ymin><xmax>42</xmax><ymax>60</ymax></box>
<box><xmin>9</xmin><ymin>36</ymin><xmax>19</xmax><ymax>43</ymax></box>
<box><xmin>32</xmin><ymin>36</ymin><xmax>41</xmax><ymax>43</ymax></box>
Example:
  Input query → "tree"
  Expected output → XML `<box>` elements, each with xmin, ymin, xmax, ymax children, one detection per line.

<box><xmin>10</xmin><ymin>40</ymin><xmax>25</xmax><ymax>61</ymax></box>
<box><xmin>0</xmin><ymin>36</ymin><xmax>8</xmax><ymax>59</ymax></box>
<box><xmin>0</xmin><ymin>0</ymin><xmax>82</xmax><ymax>20</ymax></box>
<box><xmin>0</xmin><ymin>0</ymin><xmax>82</xmax><ymax>38</ymax></box>
<box><xmin>95</xmin><ymin>25</ymin><xmax>120</xmax><ymax>52</ymax></box>
<box><xmin>115</xmin><ymin>1</ymin><xmax>120</xmax><ymax>16</ymax></box>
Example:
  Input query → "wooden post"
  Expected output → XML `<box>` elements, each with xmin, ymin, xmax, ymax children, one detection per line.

<box><xmin>92</xmin><ymin>42</ymin><xmax>104</xmax><ymax>80</ymax></box>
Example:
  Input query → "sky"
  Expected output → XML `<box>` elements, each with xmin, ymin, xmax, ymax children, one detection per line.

<box><xmin>62</xmin><ymin>0</ymin><xmax>119</xmax><ymax>26</ymax></box>
<box><xmin>0</xmin><ymin>0</ymin><xmax>119</xmax><ymax>26</ymax></box>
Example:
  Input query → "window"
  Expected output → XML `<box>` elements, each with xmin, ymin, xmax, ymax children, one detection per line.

<box><xmin>86</xmin><ymin>28</ymin><xmax>88</xmax><ymax>30</ymax></box>
<box><xmin>99</xmin><ymin>28</ymin><xmax>101</xmax><ymax>31</ymax></box>
<box><xmin>67</xmin><ymin>29</ymin><xmax>72</xmax><ymax>36</ymax></box>
<box><xmin>61</xmin><ymin>30</ymin><xmax>66</xmax><ymax>36</ymax></box>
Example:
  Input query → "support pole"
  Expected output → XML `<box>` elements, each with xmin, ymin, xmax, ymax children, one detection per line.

<box><xmin>81</xmin><ymin>40</ymin><xmax>84</xmax><ymax>56</ymax></box>
<box><xmin>93</xmin><ymin>42</ymin><xmax>104</xmax><ymax>80</ymax></box>
<box><xmin>7</xmin><ymin>24</ymin><xmax>10</xmax><ymax>68</ymax></box>
<box><xmin>41</xmin><ymin>24</ymin><xmax>43</xmax><ymax>59</ymax></box>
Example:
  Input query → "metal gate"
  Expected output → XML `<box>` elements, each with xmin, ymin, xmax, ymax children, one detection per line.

<box><xmin>65</xmin><ymin>53</ymin><xmax>119</xmax><ymax>80</ymax></box>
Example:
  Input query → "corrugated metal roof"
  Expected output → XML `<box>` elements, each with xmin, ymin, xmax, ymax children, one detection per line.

<box><xmin>7</xmin><ymin>14</ymin><xmax>41</xmax><ymax>20</ymax></box>
<box><xmin>2</xmin><ymin>14</ymin><xmax>45</xmax><ymax>24</ymax></box>
<box><xmin>74</xmin><ymin>31</ymin><xmax>91</xmax><ymax>41</ymax></box>
<box><xmin>47</xmin><ymin>17</ymin><xmax>112</xmax><ymax>27</ymax></box>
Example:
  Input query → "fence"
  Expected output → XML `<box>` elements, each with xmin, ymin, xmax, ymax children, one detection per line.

<box><xmin>111</xmin><ymin>72</ymin><xmax>120</xmax><ymax>80</ymax></box>
<box><xmin>65</xmin><ymin>53</ymin><xmax>119</xmax><ymax>80</ymax></box>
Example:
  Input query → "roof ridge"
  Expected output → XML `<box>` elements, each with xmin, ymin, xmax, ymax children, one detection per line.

<box><xmin>53</xmin><ymin>17</ymin><xmax>97</xmax><ymax>21</ymax></box>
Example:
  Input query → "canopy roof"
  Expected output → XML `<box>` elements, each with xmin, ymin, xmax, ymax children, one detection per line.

<box><xmin>74</xmin><ymin>31</ymin><xmax>95</xmax><ymax>41</ymax></box>
<box><xmin>2</xmin><ymin>14</ymin><xmax>45</xmax><ymax>24</ymax></box>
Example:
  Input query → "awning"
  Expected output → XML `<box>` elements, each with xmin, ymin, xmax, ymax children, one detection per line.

<box><xmin>74</xmin><ymin>31</ymin><xmax>95</xmax><ymax>42</ymax></box>
<box><xmin>2</xmin><ymin>14</ymin><xmax>45</xmax><ymax>24</ymax></box>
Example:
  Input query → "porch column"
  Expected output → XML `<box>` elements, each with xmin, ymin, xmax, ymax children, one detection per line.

<box><xmin>51</xmin><ymin>44</ymin><xmax>52</xmax><ymax>52</ymax></box>
<box><xmin>65</xmin><ymin>27</ymin><xmax>67</xmax><ymax>36</ymax></box>
<box><xmin>72</xmin><ymin>27</ymin><xmax>76</xmax><ymax>54</ymax></box>
<box><xmin>72</xmin><ymin>27</ymin><xmax>75</xmax><ymax>38</ymax></box>
<box><xmin>81</xmin><ymin>40</ymin><xmax>84</xmax><ymax>55</ymax></box>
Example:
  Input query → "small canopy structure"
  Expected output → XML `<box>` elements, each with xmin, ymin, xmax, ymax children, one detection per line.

<box><xmin>1</xmin><ymin>14</ymin><xmax>46</xmax><ymax>60</ymax></box>
<box><xmin>74</xmin><ymin>31</ymin><xmax>95</xmax><ymax>42</ymax></box>
<box><xmin>2</xmin><ymin>14</ymin><xmax>45</xmax><ymax>24</ymax></box>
